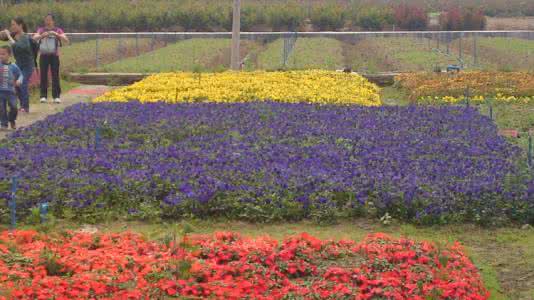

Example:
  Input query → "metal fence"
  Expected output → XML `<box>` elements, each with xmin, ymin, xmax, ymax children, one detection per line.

<box><xmin>59</xmin><ymin>31</ymin><xmax>534</xmax><ymax>74</ymax></box>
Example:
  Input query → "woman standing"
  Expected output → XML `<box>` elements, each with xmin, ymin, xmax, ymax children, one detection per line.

<box><xmin>34</xmin><ymin>14</ymin><xmax>69</xmax><ymax>104</ymax></box>
<box><xmin>2</xmin><ymin>17</ymin><xmax>34</xmax><ymax>113</ymax></box>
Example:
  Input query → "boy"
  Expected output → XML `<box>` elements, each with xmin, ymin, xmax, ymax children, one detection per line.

<box><xmin>0</xmin><ymin>45</ymin><xmax>22</xmax><ymax>130</ymax></box>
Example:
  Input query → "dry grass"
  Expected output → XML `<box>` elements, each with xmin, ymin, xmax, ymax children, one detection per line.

<box><xmin>487</xmin><ymin>17</ymin><xmax>534</xmax><ymax>30</ymax></box>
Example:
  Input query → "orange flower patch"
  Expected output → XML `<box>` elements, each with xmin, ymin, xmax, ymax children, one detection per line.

<box><xmin>0</xmin><ymin>230</ymin><xmax>488</xmax><ymax>299</ymax></box>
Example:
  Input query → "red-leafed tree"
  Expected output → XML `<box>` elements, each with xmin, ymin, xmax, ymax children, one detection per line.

<box><xmin>393</xmin><ymin>3</ymin><xmax>429</xmax><ymax>31</ymax></box>
<box><xmin>440</xmin><ymin>6</ymin><xmax>486</xmax><ymax>31</ymax></box>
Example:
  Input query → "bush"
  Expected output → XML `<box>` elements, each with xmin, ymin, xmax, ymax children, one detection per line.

<box><xmin>355</xmin><ymin>7</ymin><xmax>394</xmax><ymax>31</ymax></box>
<box><xmin>440</xmin><ymin>6</ymin><xmax>486</xmax><ymax>31</ymax></box>
<box><xmin>463</xmin><ymin>8</ymin><xmax>486</xmax><ymax>30</ymax></box>
<box><xmin>310</xmin><ymin>4</ymin><xmax>347</xmax><ymax>31</ymax></box>
<box><xmin>264</xmin><ymin>3</ymin><xmax>306</xmax><ymax>31</ymax></box>
<box><xmin>393</xmin><ymin>4</ymin><xmax>429</xmax><ymax>30</ymax></box>
<box><xmin>0</xmin><ymin>0</ymin><xmax>303</xmax><ymax>32</ymax></box>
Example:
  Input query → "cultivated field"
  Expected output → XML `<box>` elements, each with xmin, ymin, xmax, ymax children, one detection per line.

<box><xmin>59</xmin><ymin>35</ymin><xmax>534</xmax><ymax>74</ymax></box>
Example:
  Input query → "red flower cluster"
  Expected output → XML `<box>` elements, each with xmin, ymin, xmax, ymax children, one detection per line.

<box><xmin>0</xmin><ymin>230</ymin><xmax>489</xmax><ymax>299</ymax></box>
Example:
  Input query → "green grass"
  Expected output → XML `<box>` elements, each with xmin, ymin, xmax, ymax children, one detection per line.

<box><xmin>61</xmin><ymin>38</ymin><xmax>160</xmax><ymax>72</ymax></box>
<box><xmin>6</xmin><ymin>35</ymin><xmax>534</xmax><ymax>74</ymax></box>
<box><xmin>475</xmin><ymin>37</ymin><xmax>534</xmax><ymax>71</ymax></box>
<box><xmin>3</xmin><ymin>38</ymin><xmax>158</xmax><ymax>73</ymax></box>
<box><xmin>344</xmin><ymin>37</ymin><xmax>460</xmax><ymax>72</ymax></box>
<box><xmin>287</xmin><ymin>38</ymin><xmax>344</xmax><ymax>70</ymax></box>
<box><xmin>257</xmin><ymin>38</ymin><xmax>344</xmax><ymax>70</ymax></box>
<box><xmin>101</xmin><ymin>38</ymin><xmax>236</xmax><ymax>73</ymax></box>
<box><xmin>482</xmin><ymin>101</ymin><xmax>534</xmax><ymax>151</ymax></box>
<box><xmin>256</xmin><ymin>39</ymin><xmax>286</xmax><ymax>70</ymax></box>
<box><xmin>431</xmin><ymin>36</ymin><xmax>534</xmax><ymax>71</ymax></box>
<box><xmin>477</xmin><ymin>37</ymin><xmax>534</xmax><ymax>56</ymax></box>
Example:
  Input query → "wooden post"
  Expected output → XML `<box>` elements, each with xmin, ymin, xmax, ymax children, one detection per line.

<box><xmin>231</xmin><ymin>0</ymin><xmax>241</xmax><ymax>71</ymax></box>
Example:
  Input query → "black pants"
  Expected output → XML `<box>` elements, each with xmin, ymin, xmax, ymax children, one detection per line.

<box><xmin>0</xmin><ymin>92</ymin><xmax>17</xmax><ymax>127</ymax></box>
<box><xmin>39</xmin><ymin>55</ymin><xmax>61</xmax><ymax>99</ymax></box>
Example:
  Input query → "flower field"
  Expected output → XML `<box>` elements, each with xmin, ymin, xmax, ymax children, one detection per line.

<box><xmin>0</xmin><ymin>230</ymin><xmax>489</xmax><ymax>299</ymax></box>
<box><xmin>395</xmin><ymin>72</ymin><xmax>534</xmax><ymax>104</ymax></box>
<box><xmin>95</xmin><ymin>71</ymin><xmax>381</xmax><ymax>106</ymax></box>
<box><xmin>0</xmin><ymin>101</ymin><xmax>531</xmax><ymax>225</ymax></box>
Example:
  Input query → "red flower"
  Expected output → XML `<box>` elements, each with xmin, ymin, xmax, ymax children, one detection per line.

<box><xmin>0</xmin><ymin>230</ymin><xmax>489</xmax><ymax>299</ymax></box>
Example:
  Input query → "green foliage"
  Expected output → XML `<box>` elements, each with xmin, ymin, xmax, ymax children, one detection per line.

<box><xmin>356</xmin><ymin>7</ymin><xmax>394</xmax><ymax>31</ymax></box>
<box><xmin>310</xmin><ymin>4</ymin><xmax>347</xmax><ymax>31</ymax></box>
<box><xmin>0</xmin><ymin>0</ymin><xmax>306</xmax><ymax>32</ymax></box>
<box><xmin>40</xmin><ymin>248</ymin><xmax>71</xmax><ymax>277</ymax></box>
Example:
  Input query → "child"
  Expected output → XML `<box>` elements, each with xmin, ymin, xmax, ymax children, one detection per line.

<box><xmin>0</xmin><ymin>45</ymin><xmax>22</xmax><ymax>130</ymax></box>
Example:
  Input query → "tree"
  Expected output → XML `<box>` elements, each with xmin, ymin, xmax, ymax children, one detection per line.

<box><xmin>393</xmin><ymin>4</ymin><xmax>428</xmax><ymax>31</ymax></box>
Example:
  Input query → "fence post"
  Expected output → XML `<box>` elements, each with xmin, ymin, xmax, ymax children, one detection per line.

<box><xmin>39</xmin><ymin>202</ymin><xmax>49</xmax><ymax>224</ymax></box>
<box><xmin>446</xmin><ymin>32</ymin><xmax>450</xmax><ymax>54</ymax></box>
<box><xmin>135</xmin><ymin>33</ymin><xmax>140</xmax><ymax>57</ymax></box>
<box><xmin>459</xmin><ymin>32</ymin><xmax>463</xmax><ymax>66</ymax></box>
<box><xmin>9</xmin><ymin>177</ymin><xmax>18</xmax><ymax>230</ymax></box>
<box><xmin>117</xmin><ymin>36</ymin><xmax>122</xmax><ymax>57</ymax></box>
<box><xmin>231</xmin><ymin>0</ymin><xmax>241</xmax><ymax>70</ymax></box>
<box><xmin>95</xmin><ymin>36</ymin><xmax>100</xmax><ymax>70</ymax></box>
<box><xmin>473</xmin><ymin>33</ymin><xmax>478</xmax><ymax>66</ymax></box>
<box><xmin>283</xmin><ymin>36</ymin><xmax>288</xmax><ymax>68</ymax></box>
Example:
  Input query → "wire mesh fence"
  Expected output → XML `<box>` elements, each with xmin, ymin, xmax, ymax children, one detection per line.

<box><xmin>60</xmin><ymin>31</ymin><xmax>534</xmax><ymax>74</ymax></box>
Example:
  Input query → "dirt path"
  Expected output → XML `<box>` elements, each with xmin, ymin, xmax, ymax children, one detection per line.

<box><xmin>0</xmin><ymin>85</ymin><xmax>111</xmax><ymax>140</ymax></box>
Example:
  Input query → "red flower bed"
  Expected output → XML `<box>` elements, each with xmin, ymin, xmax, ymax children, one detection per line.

<box><xmin>0</xmin><ymin>230</ymin><xmax>489</xmax><ymax>299</ymax></box>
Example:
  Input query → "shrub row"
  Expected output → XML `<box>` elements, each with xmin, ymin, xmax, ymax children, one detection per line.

<box><xmin>0</xmin><ymin>0</ymin><xmax>487</xmax><ymax>32</ymax></box>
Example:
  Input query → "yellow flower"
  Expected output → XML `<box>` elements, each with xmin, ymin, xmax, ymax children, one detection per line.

<box><xmin>95</xmin><ymin>70</ymin><xmax>382</xmax><ymax>106</ymax></box>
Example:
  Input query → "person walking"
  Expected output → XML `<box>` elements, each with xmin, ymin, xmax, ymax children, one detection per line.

<box><xmin>33</xmin><ymin>14</ymin><xmax>69</xmax><ymax>104</ymax></box>
<box><xmin>2</xmin><ymin>17</ymin><xmax>34</xmax><ymax>113</ymax></box>
<box><xmin>0</xmin><ymin>45</ymin><xmax>22</xmax><ymax>130</ymax></box>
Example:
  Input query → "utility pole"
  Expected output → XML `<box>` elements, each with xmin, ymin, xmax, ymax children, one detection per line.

<box><xmin>231</xmin><ymin>0</ymin><xmax>241</xmax><ymax>70</ymax></box>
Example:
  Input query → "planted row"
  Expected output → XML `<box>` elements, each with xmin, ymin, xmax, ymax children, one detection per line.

<box><xmin>0</xmin><ymin>102</ymin><xmax>531</xmax><ymax>225</ymax></box>
<box><xmin>95</xmin><ymin>71</ymin><xmax>381</xmax><ymax>106</ymax></box>
<box><xmin>395</xmin><ymin>72</ymin><xmax>534</xmax><ymax>104</ymax></box>
<box><xmin>0</xmin><ymin>230</ymin><xmax>488</xmax><ymax>299</ymax></box>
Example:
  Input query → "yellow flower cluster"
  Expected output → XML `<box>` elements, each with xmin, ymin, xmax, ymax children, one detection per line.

<box><xmin>95</xmin><ymin>70</ymin><xmax>381</xmax><ymax>106</ymax></box>
<box><xmin>420</xmin><ymin>94</ymin><xmax>534</xmax><ymax>105</ymax></box>
<box><xmin>396</xmin><ymin>72</ymin><xmax>534</xmax><ymax>104</ymax></box>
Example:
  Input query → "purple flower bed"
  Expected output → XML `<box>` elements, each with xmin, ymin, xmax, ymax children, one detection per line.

<box><xmin>0</xmin><ymin>102</ymin><xmax>532</xmax><ymax>224</ymax></box>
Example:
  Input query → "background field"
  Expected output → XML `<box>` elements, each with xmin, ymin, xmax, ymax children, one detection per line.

<box><xmin>60</xmin><ymin>35</ymin><xmax>534</xmax><ymax>74</ymax></box>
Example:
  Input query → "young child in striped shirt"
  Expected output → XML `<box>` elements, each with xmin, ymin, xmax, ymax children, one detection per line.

<box><xmin>0</xmin><ymin>45</ymin><xmax>22</xmax><ymax>130</ymax></box>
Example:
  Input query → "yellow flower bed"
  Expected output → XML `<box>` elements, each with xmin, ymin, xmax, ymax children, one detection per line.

<box><xmin>95</xmin><ymin>70</ymin><xmax>382</xmax><ymax>106</ymax></box>
<box><xmin>396</xmin><ymin>72</ymin><xmax>534</xmax><ymax>104</ymax></box>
